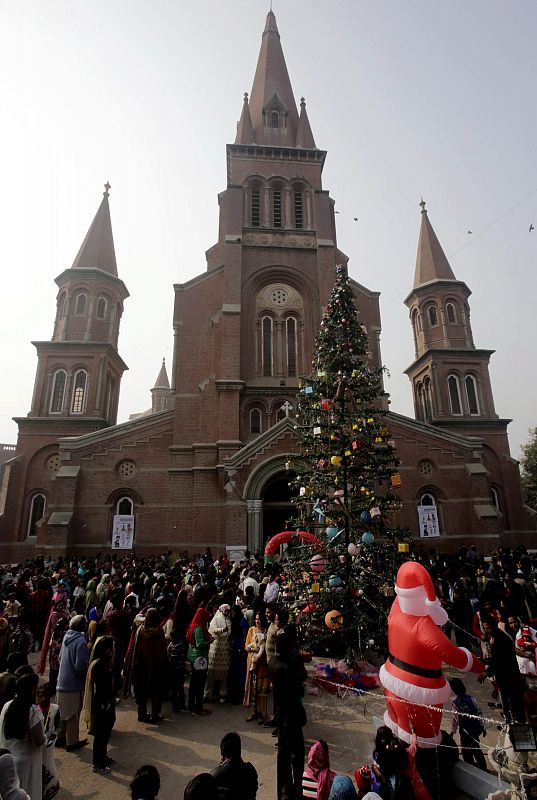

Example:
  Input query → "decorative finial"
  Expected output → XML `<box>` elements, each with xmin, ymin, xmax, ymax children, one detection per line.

<box><xmin>243</xmin><ymin>91</ymin><xmax>249</xmax><ymax>101</ymax></box>
<box><xmin>162</xmin><ymin>357</ymin><xmax>166</xmax><ymax>365</ymax></box>
<box><xmin>420</xmin><ymin>197</ymin><xmax>426</xmax><ymax>213</ymax></box>
<box><xmin>270</xmin><ymin>0</ymin><xmax>273</xmax><ymax>10</ymax></box>
<box><xmin>104</xmin><ymin>181</ymin><xmax>111</xmax><ymax>197</ymax></box>
<box><xmin>300</xmin><ymin>97</ymin><xmax>306</xmax><ymax>107</ymax></box>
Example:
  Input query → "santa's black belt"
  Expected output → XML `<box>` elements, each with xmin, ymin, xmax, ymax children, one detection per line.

<box><xmin>388</xmin><ymin>654</ymin><xmax>442</xmax><ymax>679</ymax></box>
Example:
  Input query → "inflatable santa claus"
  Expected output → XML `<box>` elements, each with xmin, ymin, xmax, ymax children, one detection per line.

<box><xmin>379</xmin><ymin>561</ymin><xmax>484</xmax><ymax>748</ymax></box>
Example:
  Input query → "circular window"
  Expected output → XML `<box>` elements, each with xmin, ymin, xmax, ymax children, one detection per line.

<box><xmin>270</xmin><ymin>288</ymin><xmax>289</xmax><ymax>306</ymax></box>
<box><xmin>46</xmin><ymin>454</ymin><xmax>61</xmax><ymax>474</ymax></box>
<box><xmin>117</xmin><ymin>460</ymin><xmax>136</xmax><ymax>479</ymax></box>
<box><xmin>418</xmin><ymin>460</ymin><xmax>434</xmax><ymax>477</ymax></box>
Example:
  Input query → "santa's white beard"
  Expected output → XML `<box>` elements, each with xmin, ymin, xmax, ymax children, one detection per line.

<box><xmin>398</xmin><ymin>594</ymin><xmax>449</xmax><ymax>626</ymax></box>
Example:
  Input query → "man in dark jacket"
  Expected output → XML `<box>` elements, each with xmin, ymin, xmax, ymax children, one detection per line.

<box><xmin>57</xmin><ymin>614</ymin><xmax>89</xmax><ymax>750</ymax></box>
<box><xmin>478</xmin><ymin>615</ymin><xmax>526</xmax><ymax>722</ymax></box>
<box><xmin>211</xmin><ymin>732</ymin><xmax>258</xmax><ymax>799</ymax></box>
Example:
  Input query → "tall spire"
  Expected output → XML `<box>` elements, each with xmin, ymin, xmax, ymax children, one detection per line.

<box><xmin>235</xmin><ymin>92</ymin><xmax>255</xmax><ymax>144</ymax></box>
<box><xmin>248</xmin><ymin>10</ymin><xmax>300</xmax><ymax>145</ymax></box>
<box><xmin>152</xmin><ymin>358</ymin><xmax>170</xmax><ymax>390</ymax></box>
<box><xmin>295</xmin><ymin>97</ymin><xmax>316</xmax><ymax>148</ymax></box>
<box><xmin>413</xmin><ymin>200</ymin><xmax>456</xmax><ymax>288</ymax></box>
<box><xmin>71</xmin><ymin>183</ymin><xmax>118</xmax><ymax>276</ymax></box>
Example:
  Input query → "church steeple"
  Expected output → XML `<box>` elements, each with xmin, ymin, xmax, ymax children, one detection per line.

<box><xmin>413</xmin><ymin>200</ymin><xmax>456</xmax><ymax>288</ymax></box>
<box><xmin>405</xmin><ymin>201</ymin><xmax>499</xmax><ymax>430</ymax></box>
<box><xmin>235</xmin><ymin>92</ymin><xmax>255</xmax><ymax>144</ymax></box>
<box><xmin>151</xmin><ymin>358</ymin><xmax>171</xmax><ymax>413</ymax></box>
<box><xmin>71</xmin><ymin>182</ymin><xmax>118</xmax><ymax>277</ymax></box>
<box><xmin>247</xmin><ymin>9</ymin><xmax>300</xmax><ymax>146</ymax></box>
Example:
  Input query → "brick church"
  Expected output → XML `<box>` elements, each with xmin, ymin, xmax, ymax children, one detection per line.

<box><xmin>0</xmin><ymin>10</ymin><xmax>534</xmax><ymax>560</ymax></box>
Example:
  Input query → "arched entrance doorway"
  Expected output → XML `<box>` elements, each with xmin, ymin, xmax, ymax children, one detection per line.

<box><xmin>261</xmin><ymin>472</ymin><xmax>296</xmax><ymax>543</ymax></box>
<box><xmin>243</xmin><ymin>454</ymin><xmax>297</xmax><ymax>554</ymax></box>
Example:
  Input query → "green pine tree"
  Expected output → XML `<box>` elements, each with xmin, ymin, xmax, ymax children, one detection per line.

<box><xmin>283</xmin><ymin>264</ymin><xmax>411</xmax><ymax>663</ymax></box>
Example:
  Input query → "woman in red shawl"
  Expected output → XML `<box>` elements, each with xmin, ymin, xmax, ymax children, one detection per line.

<box><xmin>37</xmin><ymin>599</ymin><xmax>69</xmax><ymax>676</ymax></box>
<box><xmin>186</xmin><ymin>607</ymin><xmax>212</xmax><ymax>716</ymax></box>
<box><xmin>302</xmin><ymin>740</ymin><xmax>335</xmax><ymax>800</ymax></box>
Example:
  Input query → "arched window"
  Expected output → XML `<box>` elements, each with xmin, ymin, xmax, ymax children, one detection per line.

<box><xmin>96</xmin><ymin>297</ymin><xmax>107</xmax><ymax>319</ymax></box>
<box><xmin>490</xmin><ymin>486</ymin><xmax>500</xmax><ymax>511</ymax></box>
<box><xmin>262</xmin><ymin>316</ymin><xmax>273</xmax><ymax>377</ymax></box>
<box><xmin>250</xmin><ymin>409</ymin><xmax>261</xmax><ymax>435</ymax></box>
<box><xmin>286</xmin><ymin>317</ymin><xmax>297</xmax><ymax>376</ymax></box>
<box><xmin>428</xmin><ymin>305</ymin><xmax>438</xmax><ymax>326</ymax></box>
<box><xmin>50</xmin><ymin>370</ymin><xmax>67</xmax><ymax>414</ymax></box>
<box><xmin>28</xmin><ymin>493</ymin><xmax>46</xmax><ymax>537</ymax></box>
<box><xmin>411</xmin><ymin>309</ymin><xmax>420</xmax><ymax>345</ymax></box>
<box><xmin>116</xmin><ymin>496</ymin><xmax>134</xmax><ymax>515</ymax></box>
<box><xmin>464</xmin><ymin>375</ymin><xmax>480</xmax><ymax>415</ymax></box>
<box><xmin>57</xmin><ymin>292</ymin><xmax>67</xmax><ymax>320</ymax></box>
<box><xmin>271</xmin><ymin>111</ymin><xmax>279</xmax><ymax>128</ymax></box>
<box><xmin>423</xmin><ymin>377</ymin><xmax>433</xmax><ymax>420</ymax></box>
<box><xmin>446</xmin><ymin>303</ymin><xmax>456</xmax><ymax>323</ymax></box>
<box><xmin>75</xmin><ymin>293</ymin><xmax>87</xmax><ymax>316</ymax></box>
<box><xmin>273</xmin><ymin>189</ymin><xmax>282</xmax><ymax>228</ymax></box>
<box><xmin>71</xmin><ymin>370</ymin><xmax>87</xmax><ymax>414</ymax></box>
<box><xmin>415</xmin><ymin>382</ymin><xmax>424</xmax><ymax>421</ymax></box>
<box><xmin>447</xmin><ymin>375</ymin><xmax>462</xmax><ymax>415</ymax></box>
<box><xmin>420</xmin><ymin>493</ymin><xmax>436</xmax><ymax>506</ymax></box>
<box><xmin>294</xmin><ymin>190</ymin><xmax>303</xmax><ymax>229</ymax></box>
<box><xmin>251</xmin><ymin>186</ymin><xmax>260</xmax><ymax>227</ymax></box>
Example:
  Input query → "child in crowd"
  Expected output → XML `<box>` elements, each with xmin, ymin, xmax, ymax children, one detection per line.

<box><xmin>449</xmin><ymin>678</ymin><xmax>487</xmax><ymax>771</ymax></box>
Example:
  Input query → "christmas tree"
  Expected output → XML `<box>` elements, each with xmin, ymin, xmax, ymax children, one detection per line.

<box><xmin>283</xmin><ymin>264</ymin><xmax>411</xmax><ymax>663</ymax></box>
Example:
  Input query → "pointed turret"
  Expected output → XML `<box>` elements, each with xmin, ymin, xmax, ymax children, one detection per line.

<box><xmin>295</xmin><ymin>97</ymin><xmax>316</xmax><ymax>148</ymax></box>
<box><xmin>151</xmin><ymin>358</ymin><xmax>171</xmax><ymax>413</ymax></box>
<box><xmin>248</xmin><ymin>10</ymin><xmax>300</xmax><ymax>146</ymax></box>
<box><xmin>235</xmin><ymin>92</ymin><xmax>255</xmax><ymax>144</ymax></box>
<box><xmin>413</xmin><ymin>199</ymin><xmax>456</xmax><ymax>288</ymax></box>
<box><xmin>152</xmin><ymin>358</ymin><xmax>170</xmax><ymax>390</ymax></box>
<box><xmin>71</xmin><ymin>182</ymin><xmax>118</xmax><ymax>276</ymax></box>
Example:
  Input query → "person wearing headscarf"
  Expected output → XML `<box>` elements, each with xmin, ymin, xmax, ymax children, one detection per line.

<box><xmin>327</xmin><ymin>776</ymin><xmax>358</xmax><ymax>800</ymax></box>
<box><xmin>205</xmin><ymin>605</ymin><xmax>232</xmax><ymax>703</ymax></box>
<box><xmin>36</xmin><ymin>683</ymin><xmax>61</xmax><ymax>800</ymax></box>
<box><xmin>131</xmin><ymin>608</ymin><xmax>168</xmax><ymax>723</ymax></box>
<box><xmin>95</xmin><ymin>575</ymin><xmax>111</xmax><ymax>611</ymax></box>
<box><xmin>244</xmin><ymin>610</ymin><xmax>269</xmax><ymax>723</ymax></box>
<box><xmin>84</xmin><ymin>580</ymin><xmax>98</xmax><ymax>615</ymax></box>
<box><xmin>0</xmin><ymin>750</ymin><xmax>31</xmax><ymax>800</ymax></box>
<box><xmin>186</xmin><ymin>608</ymin><xmax>212</xmax><ymax>716</ymax></box>
<box><xmin>87</xmin><ymin>607</ymin><xmax>105</xmax><ymax>653</ymax></box>
<box><xmin>302</xmin><ymin>740</ymin><xmax>335</xmax><ymax>800</ymax></box>
<box><xmin>0</xmin><ymin>673</ymin><xmax>45</xmax><ymax>800</ymax></box>
<box><xmin>38</xmin><ymin>599</ymin><xmax>69</xmax><ymax>676</ymax></box>
<box><xmin>82</xmin><ymin>636</ymin><xmax>116</xmax><ymax>774</ymax></box>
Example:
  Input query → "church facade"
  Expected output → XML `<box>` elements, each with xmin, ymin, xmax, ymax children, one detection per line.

<box><xmin>0</xmin><ymin>11</ymin><xmax>534</xmax><ymax>560</ymax></box>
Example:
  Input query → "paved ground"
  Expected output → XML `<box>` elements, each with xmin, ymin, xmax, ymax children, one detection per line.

<box><xmin>42</xmin><ymin>665</ymin><xmax>504</xmax><ymax>800</ymax></box>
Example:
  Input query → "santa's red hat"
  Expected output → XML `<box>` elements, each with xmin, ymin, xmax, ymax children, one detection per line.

<box><xmin>395</xmin><ymin>561</ymin><xmax>438</xmax><ymax>610</ymax></box>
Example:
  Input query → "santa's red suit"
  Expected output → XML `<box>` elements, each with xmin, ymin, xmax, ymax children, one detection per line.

<box><xmin>379</xmin><ymin>562</ymin><xmax>484</xmax><ymax>748</ymax></box>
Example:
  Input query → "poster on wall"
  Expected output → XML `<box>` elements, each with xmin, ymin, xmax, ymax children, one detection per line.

<box><xmin>111</xmin><ymin>515</ymin><xmax>135</xmax><ymax>549</ymax></box>
<box><xmin>417</xmin><ymin>505</ymin><xmax>440</xmax><ymax>538</ymax></box>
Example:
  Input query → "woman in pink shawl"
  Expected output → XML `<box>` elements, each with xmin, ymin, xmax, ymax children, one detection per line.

<box><xmin>37</xmin><ymin>599</ymin><xmax>69</xmax><ymax>675</ymax></box>
<box><xmin>302</xmin><ymin>740</ymin><xmax>335</xmax><ymax>800</ymax></box>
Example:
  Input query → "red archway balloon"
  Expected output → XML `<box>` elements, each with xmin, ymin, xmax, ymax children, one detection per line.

<box><xmin>264</xmin><ymin>530</ymin><xmax>321</xmax><ymax>563</ymax></box>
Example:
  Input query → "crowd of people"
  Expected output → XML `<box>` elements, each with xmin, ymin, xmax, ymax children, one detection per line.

<box><xmin>0</xmin><ymin>543</ymin><xmax>533</xmax><ymax>800</ymax></box>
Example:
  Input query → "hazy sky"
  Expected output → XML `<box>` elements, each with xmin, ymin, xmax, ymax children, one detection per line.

<box><xmin>1</xmin><ymin>1</ymin><xmax>536</xmax><ymax>459</ymax></box>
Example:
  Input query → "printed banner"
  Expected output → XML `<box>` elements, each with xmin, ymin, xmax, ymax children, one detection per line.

<box><xmin>417</xmin><ymin>505</ymin><xmax>440</xmax><ymax>538</ymax></box>
<box><xmin>112</xmin><ymin>515</ymin><xmax>135</xmax><ymax>549</ymax></box>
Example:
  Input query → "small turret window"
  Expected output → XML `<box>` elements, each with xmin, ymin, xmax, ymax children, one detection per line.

<box><xmin>71</xmin><ymin>370</ymin><xmax>88</xmax><ymax>414</ymax></box>
<box><xmin>273</xmin><ymin>191</ymin><xmax>282</xmax><ymax>228</ymax></box>
<box><xmin>447</xmin><ymin>375</ymin><xmax>462</xmax><ymax>415</ymax></box>
<box><xmin>96</xmin><ymin>297</ymin><xmax>107</xmax><ymax>319</ymax></box>
<box><xmin>75</xmin><ymin>293</ymin><xmax>87</xmax><ymax>316</ymax></box>
<box><xmin>271</xmin><ymin>111</ymin><xmax>279</xmax><ymax>128</ymax></box>
<box><xmin>446</xmin><ymin>303</ymin><xmax>456</xmax><ymax>323</ymax></box>
<box><xmin>50</xmin><ymin>370</ymin><xmax>67</xmax><ymax>414</ymax></box>
<box><xmin>465</xmin><ymin>375</ymin><xmax>480</xmax><ymax>415</ymax></box>
<box><xmin>428</xmin><ymin>305</ymin><xmax>438</xmax><ymax>326</ymax></box>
